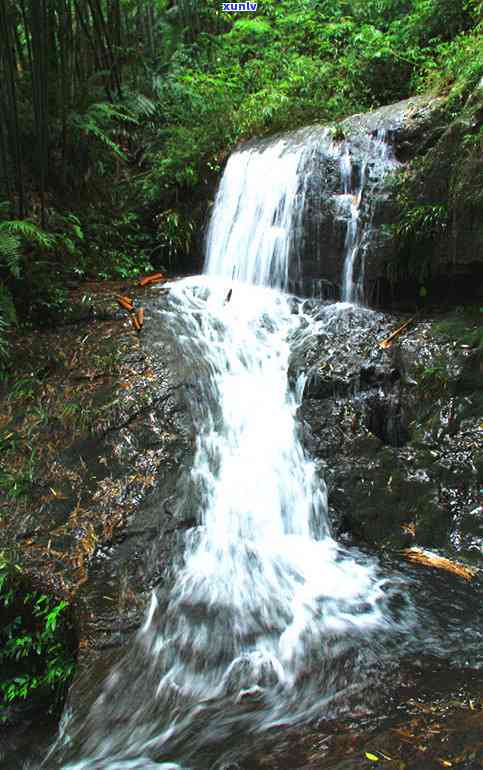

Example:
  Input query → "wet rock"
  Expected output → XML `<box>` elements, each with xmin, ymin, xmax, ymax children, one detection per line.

<box><xmin>292</xmin><ymin>303</ymin><xmax>482</xmax><ymax>555</ymax></box>
<box><xmin>238</xmin><ymin>665</ymin><xmax>483</xmax><ymax>770</ymax></box>
<box><xmin>364</xmin><ymin>390</ymin><xmax>409</xmax><ymax>447</ymax></box>
<box><xmin>245</xmin><ymin>88</ymin><xmax>482</xmax><ymax>306</ymax></box>
<box><xmin>0</xmin><ymin>284</ymin><xmax>199</xmax><ymax>750</ymax></box>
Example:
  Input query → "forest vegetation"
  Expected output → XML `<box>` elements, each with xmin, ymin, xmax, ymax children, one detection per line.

<box><xmin>0</xmin><ymin>0</ymin><xmax>482</xmax><ymax>724</ymax></box>
<box><xmin>0</xmin><ymin>0</ymin><xmax>481</xmax><ymax>362</ymax></box>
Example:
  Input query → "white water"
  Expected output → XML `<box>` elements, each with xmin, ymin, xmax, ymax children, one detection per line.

<box><xmin>46</xmin><ymin>134</ymin><xmax>416</xmax><ymax>770</ymax></box>
<box><xmin>205</xmin><ymin>128</ymin><xmax>397</xmax><ymax>304</ymax></box>
<box><xmin>204</xmin><ymin>139</ymin><xmax>306</xmax><ymax>290</ymax></box>
<box><xmin>340</xmin><ymin>130</ymin><xmax>397</xmax><ymax>303</ymax></box>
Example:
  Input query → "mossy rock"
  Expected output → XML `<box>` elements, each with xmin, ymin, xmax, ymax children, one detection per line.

<box><xmin>414</xmin><ymin>495</ymin><xmax>452</xmax><ymax>547</ymax></box>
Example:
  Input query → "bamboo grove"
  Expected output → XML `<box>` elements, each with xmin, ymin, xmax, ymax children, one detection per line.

<box><xmin>0</xmin><ymin>0</ymin><xmax>480</xmax><ymax>349</ymax></box>
<box><xmin>0</xmin><ymin>0</ymin><xmax>165</xmax><ymax>223</ymax></box>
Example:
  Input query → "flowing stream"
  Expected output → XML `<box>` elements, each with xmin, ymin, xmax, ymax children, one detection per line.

<box><xmin>42</xmin><ymin>134</ymin><xmax>479</xmax><ymax>770</ymax></box>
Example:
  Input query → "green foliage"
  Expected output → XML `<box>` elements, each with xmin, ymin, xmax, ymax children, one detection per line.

<box><xmin>133</xmin><ymin>0</ymin><xmax>482</xmax><ymax>256</ymax></box>
<box><xmin>0</xmin><ymin>226</ymin><xmax>20</xmax><ymax>365</ymax></box>
<box><xmin>417</xmin><ymin>356</ymin><xmax>451</xmax><ymax>398</ymax></box>
<box><xmin>156</xmin><ymin>209</ymin><xmax>195</xmax><ymax>266</ymax></box>
<box><xmin>69</xmin><ymin>102</ymin><xmax>138</xmax><ymax>164</ymax></box>
<box><xmin>433</xmin><ymin>307</ymin><xmax>483</xmax><ymax>350</ymax></box>
<box><xmin>0</xmin><ymin>445</ymin><xmax>37</xmax><ymax>501</ymax></box>
<box><xmin>0</xmin><ymin>220</ymin><xmax>56</xmax><ymax>252</ymax></box>
<box><xmin>385</xmin><ymin>194</ymin><xmax>450</xmax><ymax>283</ymax></box>
<box><xmin>0</xmin><ymin>232</ymin><xmax>22</xmax><ymax>280</ymax></box>
<box><xmin>0</xmin><ymin>553</ymin><xmax>75</xmax><ymax>721</ymax></box>
<box><xmin>395</xmin><ymin>203</ymin><xmax>449</xmax><ymax>241</ymax></box>
<box><xmin>85</xmin><ymin>209</ymin><xmax>153</xmax><ymax>279</ymax></box>
<box><xmin>0</xmin><ymin>0</ymin><xmax>481</xmax><ymax>317</ymax></box>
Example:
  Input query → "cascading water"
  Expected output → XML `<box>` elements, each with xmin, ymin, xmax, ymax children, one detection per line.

<box><xmin>41</xmin><ymin>131</ymin><xmax>478</xmax><ymax>770</ymax></box>
<box><xmin>45</xmin><ymin>276</ymin><xmax>415</xmax><ymax>770</ymax></box>
<box><xmin>204</xmin><ymin>138</ymin><xmax>307</xmax><ymax>290</ymax></box>
<box><xmin>339</xmin><ymin>129</ymin><xmax>397</xmax><ymax>303</ymax></box>
<box><xmin>205</xmin><ymin>127</ymin><xmax>397</xmax><ymax>304</ymax></box>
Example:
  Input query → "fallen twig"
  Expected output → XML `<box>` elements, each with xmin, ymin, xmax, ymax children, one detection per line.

<box><xmin>116</xmin><ymin>295</ymin><xmax>134</xmax><ymax>312</ymax></box>
<box><xmin>131</xmin><ymin>312</ymin><xmax>142</xmax><ymax>332</ymax></box>
<box><xmin>403</xmin><ymin>547</ymin><xmax>477</xmax><ymax>581</ymax></box>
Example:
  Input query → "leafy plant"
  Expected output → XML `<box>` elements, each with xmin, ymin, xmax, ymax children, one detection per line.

<box><xmin>0</xmin><ymin>553</ymin><xmax>76</xmax><ymax>722</ymax></box>
<box><xmin>156</xmin><ymin>209</ymin><xmax>195</xmax><ymax>266</ymax></box>
<box><xmin>0</xmin><ymin>284</ymin><xmax>17</xmax><ymax>365</ymax></box>
<box><xmin>417</xmin><ymin>357</ymin><xmax>450</xmax><ymax>398</ymax></box>
<box><xmin>0</xmin><ymin>220</ymin><xmax>56</xmax><ymax>252</ymax></box>
<box><xmin>69</xmin><ymin>102</ymin><xmax>137</xmax><ymax>163</ymax></box>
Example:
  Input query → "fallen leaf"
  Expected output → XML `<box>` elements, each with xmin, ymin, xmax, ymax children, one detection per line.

<box><xmin>401</xmin><ymin>522</ymin><xmax>416</xmax><ymax>537</ymax></box>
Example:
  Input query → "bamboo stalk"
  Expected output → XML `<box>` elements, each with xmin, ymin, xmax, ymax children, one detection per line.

<box><xmin>379</xmin><ymin>315</ymin><xmax>416</xmax><ymax>349</ymax></box>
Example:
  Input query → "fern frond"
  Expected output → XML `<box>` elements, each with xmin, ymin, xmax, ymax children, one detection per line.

<box><xmin>69</xmin><ymin>111</ymin><xmax>127</xmax><ymax>160</ymax></box>
<box><xmin>0</xmin><ymin>220</ymin><xmax>56</xmax><ymax>251</ymax></box>
<box><xmin>0</xmin><ymin>232</ymin><xmax>22</xmax><ymax>278</ymax></box>
<box><xmin>125</xmin><ymin>92</ymin><xmax>158</xmax><ymax>119</ymax></box>
<box><xmin>88</xmin><ymin>102</ymin><xmax>138</xmax><ymax>125</ymax></box>
<box><xmin>0</xmin><ymin>283</ymin><xmax>16</xmax><ymax>364</ymax></box>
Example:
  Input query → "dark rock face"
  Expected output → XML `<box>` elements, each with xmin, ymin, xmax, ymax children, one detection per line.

<box><xmin>246</xmin><ymin>86</ymin><xmax>482</xmax><ymax>305</ymax></box>
<box><xmin>289</xmin><ymin>302</ymin><xmax>482</xmax><ymax>554</ymax></box>
<box><xmin>0</xmin><ymin>285</ymin><xmax>199</xmax><ymax>764</ymax></box>
<box><xmin>73</xmin><ymin>297</ymin><xmax>198</xmax><ymax>662</ymax></box>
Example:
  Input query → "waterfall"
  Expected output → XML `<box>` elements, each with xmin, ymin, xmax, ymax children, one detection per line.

<box><xmin>205</xmin><ymin>127</ymin><xmax>397</xmax><ymax>303</ymax></box>
<box><xmin>204</xmin><ymin>138</ymin><xmax>307</xmax><ymax>290</ymax></box>
<box><xmin>339</xmin><ymin>145</ymin><xmax>367</xmax><ymax>303</ymax></box>
<box><xmin>339</xmin><ymin>130</ymin><xmax>396</xmax><ymax>303</ymax></box>
<box><xmin>45</xmin><ymin>131</ymin><xmax>417</xmax><ymax>770</ymax></box>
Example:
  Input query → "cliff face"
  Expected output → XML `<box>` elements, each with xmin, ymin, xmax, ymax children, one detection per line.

<box><xmin>242</xmin><ymin>84</ymin><xmax>482</xmax><ymax>306</ymax></box>
<box><xmin>379</xmin><ymin>79</ymin><xmax>483</xmax><ymax>305</ymax></box>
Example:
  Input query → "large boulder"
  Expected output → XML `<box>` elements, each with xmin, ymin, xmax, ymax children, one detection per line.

<box><xmin>289</xmin><ymin>302</ymin><xmax>482</xmax><ymax>555</ymax></box>
<box><xmin>240</xmin><ymin>86</ymin><xmax>482</xmax><ymax>306</ymax></box>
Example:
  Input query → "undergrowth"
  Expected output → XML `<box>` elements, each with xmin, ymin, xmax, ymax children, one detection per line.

<box><xmin>0</xmin><ymin>552</ymin><xmax>76</xmax><ymax>723</ymax></box>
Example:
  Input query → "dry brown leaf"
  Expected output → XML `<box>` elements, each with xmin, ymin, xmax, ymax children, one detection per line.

<box><xmin>401</xmin><ymin>522</ymin><xmax>416</xmax><ymax>537</ymax></box>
